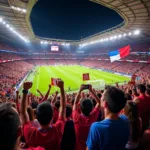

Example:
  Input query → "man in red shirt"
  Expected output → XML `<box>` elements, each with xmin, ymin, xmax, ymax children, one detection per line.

<box><xmin>21</xmin><ymin>80</ymin><xmax>66</xmax><ymax>150</ymax></box>
<box><xmin>0</xmin><ymin>102</ymin><xmax>45</xmax><ymax>150</ymax></box>
<box><xmin>134</xmin><ymin>84</ymin><xmax>150</xmax><ymax>132</ymax></box>
<box><xmin>73</xmin><ymin>84</ymin><xmax>100</xmax><ymax>150</ymax></box>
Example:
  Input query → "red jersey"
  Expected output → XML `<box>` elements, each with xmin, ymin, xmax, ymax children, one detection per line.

<box><xmin>137</xmin><ymin>94</ymin><xmax>150</xmax><ymax>129</ymax></box>
<box><xmin>24</xmin><ymin>117</ymin><xmax>65</xmax><ymax>150</ymax></box>
<box><xmin>73</xmin><ymin>108</ymin><xmax>100</xmax><ymax>150</ymax></box>
<box><xmin>26</xmin><ymin>146</ymin><xmax>45</xmax><ymax>150</ymax></box>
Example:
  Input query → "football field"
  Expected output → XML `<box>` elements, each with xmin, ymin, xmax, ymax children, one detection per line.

<box><xmin>26</xmin><ymin>65</ymin><xmax>130</xmax><ymax>95</ymax></box>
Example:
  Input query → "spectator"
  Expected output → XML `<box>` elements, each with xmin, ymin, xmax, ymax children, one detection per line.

<box><xmin>61</xmin><ymin>104</ymin><xmax>76</xmax><ymax>150</ymax></box>
<box><xmin>134</xmin><ymin>84</ymin><xmax>150</xmax><ymax>132</ymax></box>
<box><xmin>73</xmin><ymin>84</ymin><xmax>100</xmax><ymax>150</ymax></box>
<box><xmin>124</xmin><ymin>101</ymin><xmax>142</xmax><ymax>150</ymax></box>
<box><xmin>86</xmin><ymin>86</ymin><xmax>130</xmax><ymax>150</ymax></box>
<box><xmin>0</xmin><ymin>102</ymin><xmax>45</xmax><ymax>150</ymax></box>
<box><xmin>21</xmin><ymin>81</ymin><xmax>66</xmax><ymax>150</ymax></box>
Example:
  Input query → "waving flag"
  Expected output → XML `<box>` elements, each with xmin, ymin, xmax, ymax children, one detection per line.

<box><xmin>109</xmin><ymin>45</ymin><xmax>130</xmax><ymax>62</ymax></box>
<box><xmin>83</xmin><ymin>73</ymin><xmax>90</xmax><ymax>81</ymax></box>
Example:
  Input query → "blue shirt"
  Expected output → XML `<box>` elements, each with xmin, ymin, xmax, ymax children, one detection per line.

<box><xmin>86</xmin><ymin>115</ymin><xmax>130</xmax><ymax>150</ymax></box>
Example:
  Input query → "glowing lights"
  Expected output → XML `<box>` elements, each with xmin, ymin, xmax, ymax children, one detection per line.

<box><xmin>79</xmin><ymin>29</ymin><xmax>141</xmax><ymax>47</ymax></box>
<box><xmin>128</xmin><ymin>32</ymin><xmax>132</xmax><ymax>36</ymax></box>
<box><xmin>0</xmin><ymin>17</ymin><xmax>30</xmax><ymax>43</ymax></box>
<box><xmin>134</xmin><ymin>30</ymin><xmax>140</xmax><ymax>35</ymax></box>
<box><xmin>11</xmin><ymin>6</ymin><xmax>27</xmax><ymax>14</ymax></box>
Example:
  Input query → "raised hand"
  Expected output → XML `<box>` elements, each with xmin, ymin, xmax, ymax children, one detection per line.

<box><xmin>23</xmin><ymin>82</ymin><xmax>32</xmax><ymax>90</ymax></box>
<box><xmin>56</xmin><ymin>79</ymin><xmax>64</xmax><ymax>89</ymax></box>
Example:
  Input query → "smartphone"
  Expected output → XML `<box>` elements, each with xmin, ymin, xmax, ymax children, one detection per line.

<box><xmin>83</xmin><ymin>84</ymin><xmax>90</xmax><ymax>90</ymax></box>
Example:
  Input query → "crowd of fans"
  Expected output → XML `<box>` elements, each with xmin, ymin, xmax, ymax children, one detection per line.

<box><xmin>0</xmin><ymin>42</ymin><xmax>150</xmax><ymax>150</ymax></box>
<box><xmin>0</xmin><ymin>76</ymin><xmax>150</xmax><ymax>150</ymax></box>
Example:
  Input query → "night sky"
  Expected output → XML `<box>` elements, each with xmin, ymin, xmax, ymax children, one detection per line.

<box><xmin>30</xmin><ymin>0</ymin><xmax>123</xmax><ymax>40</ymax></box>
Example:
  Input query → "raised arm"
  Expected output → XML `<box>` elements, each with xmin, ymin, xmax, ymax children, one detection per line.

<box><xmin>21</xmin><ymin>82</ymin><xmax>32</xmax><ymax>124</ymax></box>
<box><xmin>89</xmin><ymin>85</ymin><xmax>101</xmax><ymax>109</ymax></box>
<box><xmin>40</xmin><ymin>84</ymin><xmax>51</xmax><ymax>103</ymax></box>
<box><xmin>51</xmin><ymin>91</ymin><xmax>58</xmax><ymax>105</ymax></box>
<box><xmin>56</xmin><ymin>79</ymin><xmax>66</xmax><ymax>119</ymax></box>
<box><xmin>15</xmin><ymin>90</ymin><xmax>19</xmax><ymax>113</ymax></box>
<box><xmin>73</xmin><ymin>85</ymin><xmax>84</xmax><ymax>111</ymax></box>
<box><xmin>37</xmin><ymin>89</ymin><xmax>44</xmax><ymax>98</ymax></box>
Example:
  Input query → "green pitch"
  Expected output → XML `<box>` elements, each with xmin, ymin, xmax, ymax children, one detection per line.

<box><xmin>26</xmin><ymin>65</ymin><xmax>130</xmax><ymax>95</ymax></box>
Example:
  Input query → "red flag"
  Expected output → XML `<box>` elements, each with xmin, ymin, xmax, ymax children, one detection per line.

<box><xmin>83</xmin><ymin>73</ymin><xmax>90</xmax><ymax>81</ymax></box>
<box><xmin>51</xmin><ymin>78</ymin><xmax>57</xmax><ymax>86</ymax></box>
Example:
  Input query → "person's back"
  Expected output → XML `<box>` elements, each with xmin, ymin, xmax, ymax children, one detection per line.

<box><xmin>73</xmin><ymin>107</ymin><xmax>100</xmax><ymax>150</ymax></box>
<box><xmin>87</xmin><ymin>115</ymin><xmax>129</xmax><ymax>150</ymax></box>
<box><xmin>86</xmin><ymin>86</ymin><xmax>130</xmax><ymax>150</ymax></box>
<box><xmin>135</xmin><ymin>85</ymin><xmax>150</xmax><ymax>130</ymax></box>
<box><xmin>73</xmin><ymin>85</ymin><xmax>101</xmax><ymax>150</ymax></box>
<box><xmin>61</xmin><ymin>119</ymin><xmax>76</xmax><ymax>150</ymax></box>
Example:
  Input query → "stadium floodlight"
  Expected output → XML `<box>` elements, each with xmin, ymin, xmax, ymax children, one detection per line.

<box><xmin>11</xmin><ymin>6</ymin><xmax>27</xmax><ymax>13</ymax></box>
<box><xmin>105</xmin><ymin>38</ymin><xmax>109</xmax><ymax>41</ymax></box>
<box><xmin>6</xmin><ymin>24</ymin><xmax>10</xmax><ymax>28</ymax></box>
<box><xmin>134</xmin><ymin>30</ymin><xmax>140</xmax><ymax>35</ymax></box>
<box><xmin>2</xmin><ymin>21</ymin><xmax>6</xmax><ymax>25</ymax></box>
<box><xmin>113</xmin><ymin>36</ymin><xmax>117</xmax><ymax>39</ymax></box>
<box><xmin>128</xmin><ymin>32</ymin><xmax>132</xmax><ymax>36</ymax></box>
<box><xmin>40</xmin><ymin>41</ymin><xmax>44</xmax><ymax>44</ymax></box>
<box><xmin>123</xmin><ymin>33</ymin><xmax>127</xmax><ymax>37</ymax></box>
<box><xmin>22</xmin><ymin>9</ymin><xmax>27</xmax><ymax>13</ymax></box>
<box><xmin>0</xmin><ymin>18</ymin><xmax>3</xmax><ymax>22</ymax></box>
<box><xmin>118</xmin><ymin>34</ymin><xmax>122</xmax><ymax>38</ymax></box>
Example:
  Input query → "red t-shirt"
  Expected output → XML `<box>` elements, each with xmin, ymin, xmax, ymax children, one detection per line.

<box><xmin>137</xmin><ymin>94</ymin><xmax>150</xmax><ymax>129</ymax></box>
<box><xmin>73</xmin><ymin>108</ymin><xmax>100</xmax><ymax>150</ymax></box>
<box><xmin>53</xmin><ymin>107</ymin><xmax>59</xmax><ymax>124</ymax></box>
<box><xmin>25</xmin><ymin>146</ymin><xmax>45</xmax><ymax>150</ymax></box>
<box><xmin>23</xmin><ymin>117</ymin><xmax>65</xmax><ymax>150</ymax></box>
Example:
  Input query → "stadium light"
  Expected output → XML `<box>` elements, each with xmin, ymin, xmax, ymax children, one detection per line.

<box><xmin>11</xmin><ymin>6</ymin><xmax>27</xmax><ymax>14</ymax></box>
<box><xmin>123</xmin><ymin>33</ymin><xmax>126</xmax><ymax>37</ymax></box>
<box><xmin>0</xmin><ymin>18</ymin><xmax>3</xmax><ymax>22</ymax></box>
<box><xmin>40</xmin><ymin>41</ymin><xmax>44</xmax><ymax>44</ymax></box>
<box><xmin>128</xmin><ymin>32</ymin><xmax>132</xmax><ymax>36</ymax></box>
<box><xmin>0</xmin><ymin>18</ymin><xmax>30</xmax><ymax>43</ymax></box>
<box><xmin>134</xmin><ymin>30</ymin><xmax>140</xmax><ymax>35</ymax></box>
<box><xmin>118</xmin><ymin>34</ymin><xmax>122</xmax><ymax>38</ymax></box>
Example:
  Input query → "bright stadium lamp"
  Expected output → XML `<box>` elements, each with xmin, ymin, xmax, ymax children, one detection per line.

<box><xmin>134</xmin><ymin>30</ymin><xmax>140</xmax><ymax>35</ymax></box>
<box><xmin>128</xmin><ymin>32</ymin><xmax>132</xmax><ymax>36</ymax></box>
<box><xmin>2</xmin><ymin>21</ymin><xmax>6</xmax><ymax>25</ymax></box>
<box><xmin>123</xmin><ymin>33</ymin><xmax>126</xmax><ymax>37</ymax></box>
<box><xmin>0</xmin><ymin>18</ymin><xmax>3</xmax><ymax>22</ymax></box>
<box><xmin>40</xmin><ymin>41</ymin><xmax>44</xmax><ymax>44</ymax></box>
<box><xmin>118</xmin><ymin>34</ymin><xmax>122</xmax><ymax>38</ymax></box>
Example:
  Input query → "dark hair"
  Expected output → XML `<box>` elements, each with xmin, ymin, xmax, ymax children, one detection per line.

<box><xmin>0</xmin><ymin>103</ymin><xmax>21</xmax><ymax>150</ymax></box>
<box><xmin>132</xmin><ymin>89</ymin><xmax>139</xmax><ymax>97</ymax></box>
<box><xmin>125</xmin><ymin>93</ymin><xmax>132</xmax><ymax>101</ymax></box>
<box><xmin>55</xmin><ymin>100</ymin><xmax>60</xmax><ymax>109</ymax></box>
<box><xmin>80</xmin><ymin>98</ymin><xmax>93</xmax><ymax>116</ymax></box>
<box><xmin>66</xmin><ymin>104</ymin><xmax>72</xmax><ymax>118</ymax></box>
<box><xmin>146</xmin><ymin>88</ymin><xmax>150</xmax><ymax>96</ymax></box>
<box><xmin>97</xmin><ymin>93</ymin><xmax>102</xmax><ymax>99</ymax></box>
<box><xmin>31</xmin><ymin>100</ymin><xmax>38</xmax><ymax>109</ymax></box>
<box><xmin>124</xmin><ymin>102</ymin><xmax>141</xmax><ymax>142</ymax></box>
<box><xmin>92</xmin><ymin>99</ymin><xmax>96</xmax><ymax>107</ymax></box>
<box><xmin>104</xmin><ymin>86</ymin><xmax>126</xmax><ymax>113</ymax></box>
<box><xmin>36</xmin><ymin>102</ymin><xmax>53</xmax><ymax>126</ymax></box>
<box><xmin>128</xmin><ymin>90</ymin><xmax>132</xmax><ymax>95</ymax></box>
<box><xmin>137</xmin><ymin>84</ymin><xmax>146</xmax><ymax>93</ymax></box>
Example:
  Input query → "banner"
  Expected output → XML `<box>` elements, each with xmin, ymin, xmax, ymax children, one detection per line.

<box><xmin>83</xmin><ymin>73</ymin><xmax>90</xmax><ymax>81</ymax></box>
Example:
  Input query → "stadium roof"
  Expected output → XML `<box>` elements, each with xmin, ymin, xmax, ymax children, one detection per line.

<box><xmin>0</xmin><ymin>0</ymin><xmax>150</xmax><ymax>47</ymax></box>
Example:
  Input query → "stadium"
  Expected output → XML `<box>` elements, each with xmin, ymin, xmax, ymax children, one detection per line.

<box><xmin>0</xmin><ymin>0</ymin><xmax>150</xmax><ymax>150</ymax></box>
